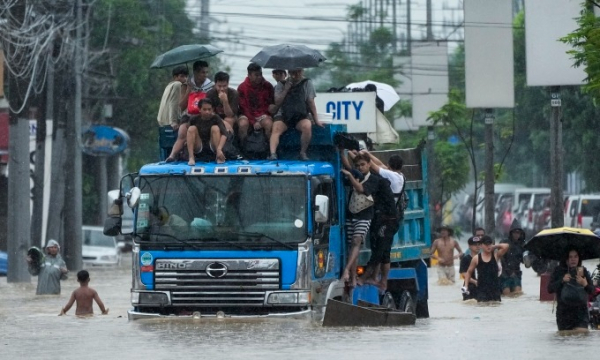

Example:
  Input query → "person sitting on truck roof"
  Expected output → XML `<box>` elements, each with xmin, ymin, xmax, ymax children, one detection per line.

<box><xmin>166</xmin><ymin>61</ymin><xmax>214</xmax><ymax>162</ymax></box>
<box><xmin>340</xmin><ymin>152</ymin><xmax>379</xmax><ymax>288</ymax></box>
<box><xmin>237</xmin><ymin>63</ymin><xmax>275</xmax><ymax>145</ymax></box>
<box><xmin>205</xmin><ymin>71</ymin><xmax>239</xmax><ymax>129</ymax></box>
<box><xmin>186</xmin><ymin>98</ymin><xmax>230</xmax><ymax>165</ymax></box>
<box><xmin>268</xmin><ymin>68</ymin><xmax>324</xmax><ymax>161</ymax></box>
<box><xmin>157</xmin><ymin>65</ymin><xmax>188</xmax><ymax>129</ymax></box>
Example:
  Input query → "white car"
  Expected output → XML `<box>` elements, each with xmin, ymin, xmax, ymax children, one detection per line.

<box><xmin>82</xmin><ymin>226</ymin><xmax>121</xmax><ymax>266</ymax></box>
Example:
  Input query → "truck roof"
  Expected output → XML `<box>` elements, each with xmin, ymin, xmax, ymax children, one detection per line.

<box><xmin>139</xmin><ymin>159</ymin><xmax>337</xmax><ymax>177</ymax></box>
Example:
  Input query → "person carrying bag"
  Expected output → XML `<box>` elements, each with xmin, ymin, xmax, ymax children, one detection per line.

<box><xmin>348</xmin><ymin>173</ymin><xmax>375</xmax><ymax>214</ymax></box>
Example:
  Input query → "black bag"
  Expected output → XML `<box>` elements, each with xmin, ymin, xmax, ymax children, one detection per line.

<box><xmin>282</xmin><ymin>79</ymin><xmax>309</xmax><ymax>124</ymax></box>
<box><xmin>561</xmin><ymin>280</ymin><xmax>587</xmax><ymax>306</ymax></box>
<box><xmin>333</xmin><ymin>132</ymin><xmax>359</xmax><ymax>151</ymax></box>
<box><xmin>222</xmin><ymin>131</ymin><xmax>242</xmax><ymax>160</ymax></box>
<box><xmin>244</xmin><ymin>129</ymin><xmax>269</xmax><ymax>159</ymax></box>
<box><xmin>394</xmin><ymin>174</ymin><xmax>408</xmax><ymax>217</ymax></box>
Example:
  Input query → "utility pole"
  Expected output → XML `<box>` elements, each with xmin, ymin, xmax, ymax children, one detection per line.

<box><xmin>426</xmin><ymin>0</ymin><xmax>433</xmax><ymax>40</ymax></box>
<box><xmin>484</xmin><ymin>109</ymin><xmax>495</xmax><ymax>235</ymax></box>
<box><xmin>6</xmin><ymin>1</ymin><xmax>31</xmax><ymax>282</ymax></box>
<box><xmin>550</xmin><ymin>87</ymin><xmax>564</xmax><ymax>227</ymax></box>
<box><xmin>407</xmin><ymin>0</ymin><xmax>411</xmax><ymax>54</ymax></box>
<box><xmin>63</xmin><ymin>0</ymin><xmax>84</xmax><ymax>271</ymax></box>
<box><xmin>200</xmin><ymin>0</ymin><xmax>210</xmax><ymax>41</ymax></box>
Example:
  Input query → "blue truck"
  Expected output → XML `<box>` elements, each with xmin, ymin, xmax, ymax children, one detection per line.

<box><xmin>106</xmin><ymin>124</ymin><xmax>431</xmax><ymax>321</ymax></box>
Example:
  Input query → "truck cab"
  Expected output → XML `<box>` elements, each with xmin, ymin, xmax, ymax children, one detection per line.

<box><xmin>106</xmin><ymin>124</ymin><xmax>430</xmax><ymax>320</ymax></box>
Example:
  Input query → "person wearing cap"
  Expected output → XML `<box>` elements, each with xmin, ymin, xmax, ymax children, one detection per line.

<box><xmin>463</xmin><ymin>235</ymin><xmax>509</xmax><ymax>302</ymax></box>
<box><xmin>499</xmin><ymin>219</ymin><xmax>526</xmax><ymax>295</ymax></box>
<box><xmin>26</xmin><ymin>239</ymin><xmax>68</xmax><ymax>295</ymax></box>
<box><xmin>459</xmin><ymin>236</ymin><xmax>481</xmax><ymax>300</ymax></box>
<box><xmin>430</xmin><ymin>225</ymin><xmax>463</xmax><ymax>284</ymax></box>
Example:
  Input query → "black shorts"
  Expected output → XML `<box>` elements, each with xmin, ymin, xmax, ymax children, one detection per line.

<box><xmin>368</xmin><ymin>216</ymin><xmax>400</xmax><ymax>265</ymax></box>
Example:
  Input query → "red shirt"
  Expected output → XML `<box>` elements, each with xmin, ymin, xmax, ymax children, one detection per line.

<box><xmin>237</xmin><ymin>77</ymin><xmax>274</xmax><ymax>125</ymax></box>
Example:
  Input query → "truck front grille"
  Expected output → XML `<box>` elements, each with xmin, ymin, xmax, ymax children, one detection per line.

<box><xmin>154</xmin><ymin>259</ymin><xmax>280</xmax><ymax>307</ymax></box>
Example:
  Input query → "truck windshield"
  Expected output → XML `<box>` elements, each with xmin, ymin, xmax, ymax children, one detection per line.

<box><xmin>134</xmin><ymin>175</ymin><xmax>307</xmax><ymax>245</ymax></box>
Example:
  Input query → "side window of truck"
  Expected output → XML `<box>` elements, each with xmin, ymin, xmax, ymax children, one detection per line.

<box><xmin>313</xmin><ymin>178</ymin><xmax>338</xmax><ymax>234</ymax></box>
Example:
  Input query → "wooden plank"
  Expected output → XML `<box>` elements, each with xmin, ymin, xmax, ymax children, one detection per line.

<box><xmin>323</xmin><ymin>299</ymin><xmax>416</xmax><ymax>327</ymax></box>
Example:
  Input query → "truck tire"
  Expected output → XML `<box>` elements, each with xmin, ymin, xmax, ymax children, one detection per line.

<box><xmin>396</xmin><ymin>290</ymin><xmax>416</xmax><ymax>315</ymax></box>
<box><xmin>380</xmin><ymin>291</ymin><xmax>396</xmax><ymax>309</ymax></box>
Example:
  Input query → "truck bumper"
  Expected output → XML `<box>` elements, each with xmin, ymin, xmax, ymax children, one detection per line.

<box><xmin>127</xmin><ymin>308</ymin><xmax>313</xmax><ymax>321</ymax></box>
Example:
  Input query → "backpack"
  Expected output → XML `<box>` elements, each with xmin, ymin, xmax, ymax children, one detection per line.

<box><xmin>394</xmin><ymin>173</ymin><xmax>408</xmax><ymax>216</ymax></box>
<box><xmin>244</xmin><ymin>129</ymin><xmax>269</xmax><ymax>159</ymax></box>
<box><xmin>281</xmin><ymin>79</ymin><xmax>309</xmax><ymax>123</ymax></box>
<box><xmin>187</xmin><ymin>91</ymin><xmax>206</xmax><ymax>115</ymax></box>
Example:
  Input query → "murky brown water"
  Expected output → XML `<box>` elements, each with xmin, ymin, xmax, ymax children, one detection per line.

<box><xmin>1</xmin><ymin>252</ymin><xmax>599</xmax><ymax>359</ymax></box>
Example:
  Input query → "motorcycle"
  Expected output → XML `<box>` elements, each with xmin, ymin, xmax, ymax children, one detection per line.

<box><xmin>589</xmin><ymin>263</ymin><xmax>600</xmax><ymax>330</ymax></box>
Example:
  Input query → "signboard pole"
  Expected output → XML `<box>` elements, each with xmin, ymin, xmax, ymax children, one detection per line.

<box><xmin>484</xmin><ymin>109</ymin><xmax>495</xmax><ymax>235</ymax></box>
<box><xmin>550</xmin><ymin>86</ymin><xmax>564</xmax><ymax>227</ymax></box>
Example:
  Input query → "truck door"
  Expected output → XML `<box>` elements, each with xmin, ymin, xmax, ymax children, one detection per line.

<box><xmin>312</xmin><ymin>176</ymin><xmax>340</xmax><ymax>280</ymax></box>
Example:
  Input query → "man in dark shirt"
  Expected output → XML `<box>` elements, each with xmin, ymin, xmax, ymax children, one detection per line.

<box><xmin>500</xmin><ymin>220</ymin><xmax>526</xmax><ymax>295</ymax></box>
<box><xmin>460</xmin><ymin>236</ymin><xmax>481</xmax><ymax>300</ymax></box>
<box><xmin>205</xmin><ymin>71</ymin><xmax>238</xmax><ymax>130</ymax></box>
<box><xmin>187</xmin><ymin>98</ymin><xmax>228</xmax><ymax>165</ymax></box>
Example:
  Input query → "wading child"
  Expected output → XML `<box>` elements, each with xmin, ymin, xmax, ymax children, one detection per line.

<box><xmin>59</xmin><ymin>270</ymin><xmax>109</xmax><ymax>316</ymax></box>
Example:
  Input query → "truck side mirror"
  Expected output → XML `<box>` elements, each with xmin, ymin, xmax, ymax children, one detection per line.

<box><xmin>104</xmin><ymin>216</ymin><xmax>122</xmax><ymax>236</ymax></box>
<box><xmin>314</xmin><ymin>195</ymin><xmax>329</xmax><ymax>223</ymax></box>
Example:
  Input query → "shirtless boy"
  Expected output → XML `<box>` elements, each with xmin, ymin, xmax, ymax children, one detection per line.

<box><xmin>430</xmin><ymin>225</ymin><xmax>463</xmax><ymax>284</ymax></box>
<box><xmin>59</xmin><ymin>270</ymin><xmax>109</xmax><ymax>316</ymax></box>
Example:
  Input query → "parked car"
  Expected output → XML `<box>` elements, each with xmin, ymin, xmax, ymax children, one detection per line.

<box><xmin>0</xmin><ymin>251</ymin><xmax>7</xmax><ymax>275</ymax></box>
<box><xmin>82</xmin><ymin>226</ymin><xmax>121</xmax><ymax>266</ymax></box>
<box><xmin>566</xmin><ymin>194</ymin><xmax>600</xmax><ymax>229</ymax></box>
<box><xmin>512</xmin><ymin>188</ymin><xmax>551</xmax><ymax>236</ymax></box>
<box><xmin>532</xmin><ymin>194</ymin><xmax>551</xmax><ymax>234</ymax></box>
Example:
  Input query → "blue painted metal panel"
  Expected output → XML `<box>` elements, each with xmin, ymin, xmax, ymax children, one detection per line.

<box><xmin>414</xmin><ymin>259</ymin><xmax>429</xmax><ymax>302</ymax></box>
<box><xmin>138</xmin><ymin>250</ymin><xmax>298</xmax><ymax>290</ymax></box>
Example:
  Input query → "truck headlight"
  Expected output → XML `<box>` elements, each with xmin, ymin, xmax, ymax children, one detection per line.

<box><xmin>267</xmin><ymin>291</ymin><xmax>310</xmax><ymax>304</ymax></box>
<box><xmin>133</xmin><ymin>292</ymin><xmax>169</xmax><ymax>306</ymax></box>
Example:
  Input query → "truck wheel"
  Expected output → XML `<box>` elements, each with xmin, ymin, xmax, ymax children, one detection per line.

<box><xmin>397</xmin><ymin>290</ymin><xmax>416</xmax><ymax>315</ymax></box>
<box><xmin>380</xmin><ymin>291</ymin><xmax>396</xmax><ymax>309</ymax></box>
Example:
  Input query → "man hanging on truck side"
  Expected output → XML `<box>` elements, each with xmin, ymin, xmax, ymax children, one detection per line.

<box><xmin>352</xmin><ymin>150</ymin><xmax>405</xmax><ymax>291</ymax></box>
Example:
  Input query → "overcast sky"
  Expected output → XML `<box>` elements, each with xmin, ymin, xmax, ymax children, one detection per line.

<box><xmin>187</xmin><ymin>0</ymin><xmax>463</xmax><ymax>86</ymax></box>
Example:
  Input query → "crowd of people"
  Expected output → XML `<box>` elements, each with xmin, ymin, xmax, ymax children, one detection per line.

<box><xmin>157</xmin><ymin>61</ymin><xmax>325</xmax><ymax>164</ymax></box>
<box><xmin>430</xmin><ymin>220</ymin><xmax>599</xmax><ymax>332</ymax></box>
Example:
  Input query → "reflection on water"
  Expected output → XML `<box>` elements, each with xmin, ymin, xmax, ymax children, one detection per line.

<box><xmin>1</xmin><ymin>255</ymin><xmax>599</xmax><ymax>359</ymax></box>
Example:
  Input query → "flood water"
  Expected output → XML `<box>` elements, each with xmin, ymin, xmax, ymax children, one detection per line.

<box><xmin>1</xmin><ymin>250</ymin><xmax>599</xmax><ymax>359</ymax></box>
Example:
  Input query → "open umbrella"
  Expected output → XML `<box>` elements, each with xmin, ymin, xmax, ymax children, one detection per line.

<box><xmin>150</xmin><ymin>44</ymin><xmax>223</xmax><ymax>69</ymax></box>
<box><xmin>524</xmin><ymin>227</ymin><xmax>600</xmax><ymax>261</ymax></box>
<box><xmin>346</xmin><ymin>80</ymin><xmax>400</xmax><ymax>111</ymax></box>
<box><xmin>250</xmin><ymin>44</ymin><xmax>326</xmax><ymax>70</ymax></box>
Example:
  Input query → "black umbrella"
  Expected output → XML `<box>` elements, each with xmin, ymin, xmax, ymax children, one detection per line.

<box><xmin>250</xmin><ymin>44</ymin><xmax>326</xmax><ymax>70</ymax></box>
<box><xmin>524</xmin><ymin>227</ymin><xmax>600</xmax><ymax>261</ymax></box>
<box><xmin>150</xmin><ymin>44</ymin><xmax>223</xmax><ymax>69</ymax></box>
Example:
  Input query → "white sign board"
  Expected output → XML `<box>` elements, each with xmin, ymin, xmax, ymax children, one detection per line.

<box><xmin>525</xmin><ymin>0</ymin><xmax>585</xmax><ymax>86</ymax></box>
<box><xmin>315</xmin><ymin>92</ymin><xmax>376</xmax><ymax>133</ymax></box>
<box><xmin>465</xmin><ymin>0</ymin><xmax>514</xmax><ymax>108</ymax></box>
<box><xmin>411</xmin><ymin>42</ymin><xmax>449</xmax><ymax>126</ymax></box>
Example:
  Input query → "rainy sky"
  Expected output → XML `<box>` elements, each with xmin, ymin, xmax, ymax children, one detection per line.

<box><xmin>187</xmin><ymin>0</ymin><xmax>463</xmax><ymax>86</ymax></box>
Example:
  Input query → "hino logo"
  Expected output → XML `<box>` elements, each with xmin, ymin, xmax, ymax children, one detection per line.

<box><xmin>156</xmin><ymin>262</ymin><xmax>190</xmax><ymax>270</ymax></box>
<box><xmin>206</xmin><ymin>262</ymin><xmax>228</xmax><ymax>278</ymax></box>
